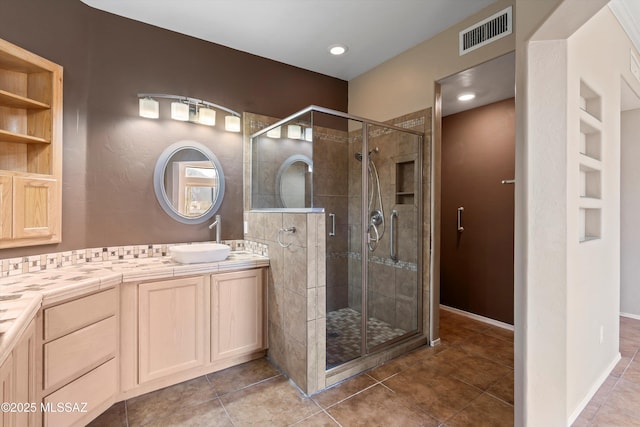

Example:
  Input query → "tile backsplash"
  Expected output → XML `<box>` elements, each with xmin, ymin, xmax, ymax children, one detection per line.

<box><xmin>0</xmin><ymin>240</ymin><xmax>267</xmax><ymax>278</ymax></box>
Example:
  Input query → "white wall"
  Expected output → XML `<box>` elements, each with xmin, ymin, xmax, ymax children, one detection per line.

<box><xmin>348</xmin><ymin>0</ymin><xmax>640</xmax><ymax>425</ymax></box>
<box><xmin>525</xmin><ymin>3</ymin><xmax>640</xmax><ymax>424</ymax></box>
<box><xmin>621</xmin><ymin>108</ymin><xmax>640</xmax><ymax>318</ymax></box>
<box><xmin>566</xmin><ymin>9</ymin><xmax>624</xmax><ymax>421</ymax></box>
<box><xmin>526</xmin><ymin>39</ymin><xmax>570</xmax><ymax>425</ymax></box>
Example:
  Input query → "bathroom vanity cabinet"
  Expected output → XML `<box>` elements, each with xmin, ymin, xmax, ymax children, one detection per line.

<box><xmin>0</xmin><ymin>38</ymin><xmax>62</xmax><ymax>249</ymax></box>
<box><xmin>40</xmin><ymin>288</ymin><xmax>118</xmax><ymax>427</ymax></box>
<box><xmin>0</xmin><ymin>260</ymin><xmax>267</xmax><ymax>426</ymax></box>
<box><xmin>0</xmin><ymin>353</ymin><xmax>13</xmax><ymax>427</ymax></box>
<box><xmin>120</xmin><ymin>268</ymin><xmax>267</xmax><ymax>399</ymax></box>
<box><xmin>0</xmin><ymin>319</ymin><xmax>37</xmax><ymax>427</ymax></box>
<box><xmin>211</xmin><ymin>269</ymin><xmax>266</xmax><ymax>362</ymax></box>
<box><xmin>137</xmin><ymin>276</ymin><xmax>208</xmax><ymax>383</ymax></box>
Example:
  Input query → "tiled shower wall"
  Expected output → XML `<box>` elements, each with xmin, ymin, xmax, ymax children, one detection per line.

<box><xmin>347</xmin><ymin>111</ymin><xmax>428</xmax><ymax>332</ymax></box>
<box><xmin>244</xmin><ymin>210</ymin><xmax>326</xmax><ymax>395</ymax></box>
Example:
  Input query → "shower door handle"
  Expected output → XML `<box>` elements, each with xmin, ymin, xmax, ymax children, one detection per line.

<box><xmin>329</xmin><ymin>213</ymin><xmax>336</xmax><ymax>237</ymax></box>
<box><xmin>390</xmin><ymin>210</ymin><xmax>398</xmax><ymax>262</ymax></box>
<box><xmin>457</xmin><ymin>207</ymin><xmax>464</xmax><ymax>232</ymax></box>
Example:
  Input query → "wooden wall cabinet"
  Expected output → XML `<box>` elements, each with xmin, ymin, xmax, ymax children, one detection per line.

<box><xmin>0</xmin><ymin>37</ymin><xmax>62</xmax><ymax>249</ymax></box>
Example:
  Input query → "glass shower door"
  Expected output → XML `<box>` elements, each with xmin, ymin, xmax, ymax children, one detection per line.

<box><xmin>364</xmin><ymin>124</ymin><xmax>421</xmax><ymax>352</ymax></box>
<box><xmin>315</xmin><ymin>112</ymin><xmax>365</xmax><ymax>368</ymax></box>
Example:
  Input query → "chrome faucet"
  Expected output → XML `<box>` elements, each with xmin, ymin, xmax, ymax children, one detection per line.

<box><xmin>208</xmin><ymin>214</ymin><xmax>221</xmax><ymax>243</ymax></box>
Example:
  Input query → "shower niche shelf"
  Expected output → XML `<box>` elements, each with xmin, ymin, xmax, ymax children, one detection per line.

<box><xmin>395</xmin><ymin>157</ymin><xmax>416</xmax><ymax>205</ymax></box>
<box><xmin>578</xmin><ymin>79</ymin><xmax>602</xmax><ymax>243</ymax></box>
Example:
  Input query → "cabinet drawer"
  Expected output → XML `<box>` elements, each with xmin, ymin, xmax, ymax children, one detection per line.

<box><xmin>44</xmin><ymin>288</ymin><xmax>116</xmax><ymax>340</ymax></box>
<box><xmin>43</xmin><ymin>358</ymin><xmax>116</xmax><ymax>427</ymax></box>
<box><xmin>44</xmin><ymin>316</ymin><xmax>116</xmax><ymax>390</ymax></box>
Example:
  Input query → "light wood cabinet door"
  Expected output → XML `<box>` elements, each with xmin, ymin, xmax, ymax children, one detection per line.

<box><xmin>0</xmin><ymin>174</ymin><xmax>11</xmax><ymax>240</ymax></box>
<box><xmin>138</xmin><ymin>276</ymin><xmax>207</xmax><ymax>384</ymax></box>
<box><xmin>0</xmin><ymin>354</ymin><xmax>14</xmax><ymax>427</ymax></box>
<box><xmin>13</xmin><ymin>320</ymin><xmax>36</xmax><ymax>427</ymax></box>
<box><xmin>211</xmin><ymin>269</ymin><xmax>266</xmax><ymax>362</ymax></box>
<box><xmin>43</xmin><ymin>359</ymin><xmax>116</xmax><ymax>427</ymax></box>
<box><xmin>12</xmin><ymin>175</ymin><xmax>58</xmax><ymax>241</ymax></box>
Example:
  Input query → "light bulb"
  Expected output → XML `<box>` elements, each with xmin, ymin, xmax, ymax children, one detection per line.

<box><xmin>171</xmin><ymin>102</ymin><xmax>189</xmax><ymax>121</ymax></box>
<box><xmin>225</xmin><ymin>115</ymin><xmax>241</xmax><ymax>132</ymax></box>
<box><xmin>288</xmin><ymin>124</ymin><xmax>302</xmax><ymax>139</ymax></box>
<box><xmin>198</xmin><ymin>107</ymin><xmax>216</xmax><ymax>126</ymax></box>
<box><xmin>139</xmin><ymin>97</ymin><xmax>159</xmax><ymax>119</ymax></box>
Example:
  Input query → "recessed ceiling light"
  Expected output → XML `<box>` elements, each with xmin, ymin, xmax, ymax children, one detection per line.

<box><xmin>457</xmin><ymin>93</ymin><xmax>476</xmax><ymax>101</ymax></box>
<box><xmin>329</xmin><ymin>44</ymin><xmax>348</xmax><ymax>56</ymax></box>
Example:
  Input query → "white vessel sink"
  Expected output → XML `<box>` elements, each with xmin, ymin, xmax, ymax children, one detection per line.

<box><xmin>170</xmin><ymin>243</ymin><xmax>231</xmax><ymax>264</ymax></box>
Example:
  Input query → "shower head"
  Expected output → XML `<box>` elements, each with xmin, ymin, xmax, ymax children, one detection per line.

<box><xmin>354</xmin><ymin>147</ymin><xmax>379</xmax><ymax>162</ymax></box>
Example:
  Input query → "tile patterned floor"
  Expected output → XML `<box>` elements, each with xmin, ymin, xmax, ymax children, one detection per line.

<box><xmin>326</xmin><ymin>307</ymin><xmax>407</xmax><ymax>368</ymax></box>
<box><xmin>572</xmin><ymin>315</ymin><xmax>640</xmax><ymax>426</ymax></box>
<box><xmin>90</xmin><ymin>309</ymin><xmax>514</xmax><ymax>426</ymax></box>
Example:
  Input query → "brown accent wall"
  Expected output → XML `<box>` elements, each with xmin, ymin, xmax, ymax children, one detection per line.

<box><xmin>0</xmin><ymin>0</ymin><xmax>347</xmax><ymax>257</ymax></box>
<box><xmin>440</xmin><ymin>98</ymin><xmax>515</xmax><ymax>324</ymax></box>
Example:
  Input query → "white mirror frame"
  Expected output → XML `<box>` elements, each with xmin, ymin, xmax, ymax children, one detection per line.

<box><xmin>275</xmin><ymin>154</ymin><xmax>313</xmax><ymax>208</ymax></box>
<box><xmin>153</xmin><ymin>140</ymin><xmax>225</xmax><ymax>224</ymax></box>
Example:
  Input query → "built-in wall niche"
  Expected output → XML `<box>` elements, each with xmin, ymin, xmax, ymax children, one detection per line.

<box><xmin>579</xmin><ymin>208</ymin><xmax>601</xmax><ymax>242</ymax></box>
<box><xmin>578</xmin><ymin>78</ymin><xmax>602</xmax><ymax>243</ymax></box>
<box><xmin>579</xmin><ymin>118</ymin><xmax>602</xmax><ymax>161</ymax></box>
<box><xmin>579</xmin><ymin>163</ymin><xmax>601</xmax><ymax>199</ymax></box>
<box><xmin>395</xmin><ymin>157</ymin><xmax>415</xmax><ymax>205</ymax></box>
<box><xmin>579</xmin><ymin>80</ymin><xmax>602</xmax><ymax>121</ymax></box>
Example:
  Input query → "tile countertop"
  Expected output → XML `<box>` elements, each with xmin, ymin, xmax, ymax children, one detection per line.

<box><xmin>0</xmin><ymin>250</ymin><xmax>269</xmax><ymax>367</ymax></box>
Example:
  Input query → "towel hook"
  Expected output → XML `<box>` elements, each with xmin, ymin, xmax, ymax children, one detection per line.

<box><xmin>277</xmin><ymin>226</ymin><xmax>296</xmax><ymax>248</ymax></box>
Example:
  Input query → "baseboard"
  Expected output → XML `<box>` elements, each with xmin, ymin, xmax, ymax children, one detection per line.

<box><xmin>620</xmin><ymin>312</ymin><xmax>640</xmax><ymax>321</ymax></box>
<box><xmin>440</xmin><ymin>304</ymin><xmax>514</xmax><ymax>331</ymax></box>
<box><xmin>567</xmin><ymin>352</ymin><xmax>621</xmax><ymax>426</ymax></box>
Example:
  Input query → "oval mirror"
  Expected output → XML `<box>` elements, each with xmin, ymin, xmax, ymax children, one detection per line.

<box><xmin>153</xmin><ymin>140</ymin><xmax>225</xmax><ymax>224</ymax></box>
<box><xmin>276</xmin><ymin>154</ymin><xmax>313</xmax><ymax>208</ymax></box>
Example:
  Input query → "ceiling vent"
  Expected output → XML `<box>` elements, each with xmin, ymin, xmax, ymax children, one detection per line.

<box><xmin>459</xmin><ymin>6</ymin><xmax>512</xmax><ymax>55</ymax></box>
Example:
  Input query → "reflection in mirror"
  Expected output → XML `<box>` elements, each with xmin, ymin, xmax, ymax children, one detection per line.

<box><xmin>276</xmin><ymin>155</ymin><xmax>313</xmax><ymax>208</ymax></box>
<box><xmin>154</xmin><ymin>141</ymin><xmax>225</xmax><ymax>224</ymax></box>
<box><xmin>250</xmin><ymin>111</ymin><xmax>313</xmax><ymax>209</ymax></box>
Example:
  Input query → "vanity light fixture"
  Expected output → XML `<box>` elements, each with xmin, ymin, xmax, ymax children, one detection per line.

<box><xmin>288</xmin><ymin>124</ymin><xmax>302</xmax><ymax>139</ymax></box>
<box><xmin>137</xmin><ymin>93</ymin><xmax>241</xmax><ymax>132</ymax></box>
<box><xmin>457</xmin><ymin>92</ymin><xmax>476</xmax><ymax>101</ymax></box>
<box><xmin>304</xmin><ymin>127</ymin><xmax>313</xmax><ymax>142</ymax></box>
<box><xmin>139</xmin><ymin>97</ymin><xmax>159</xmax><ymax>119</ymax></box>
<box><xmin>225</xmin><ymin>115</ymin><xmax>241</xmax><ymax>132</ymax></box>
<box><xmin>171</xmin><ymin>101</ymin><xmax>190</xmax><ymax>121</ymax></box>
<box><xmin>197</xmin><ymin>107</ymin><xmax>216</xmax><ymax>126</ymax></box>
<box><xmin>266</xmin><ymin>126</ymin><xmax>282</xmax><ymax>138</ymax></box>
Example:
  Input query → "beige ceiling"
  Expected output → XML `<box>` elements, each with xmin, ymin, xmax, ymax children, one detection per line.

<box><xmin>80</xmin><ymin>0</ymin><xmax>496</xmax><ymax>81</ymax></box>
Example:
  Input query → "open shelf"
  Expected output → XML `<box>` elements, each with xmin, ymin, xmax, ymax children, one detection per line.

<box><xmin>578</xmin><ymin>79</ymin><xmax>602</xmax><ymax>243</ymax></box>
<box><xmin>0</xmin><ymin>89</ymin><xmax>50</xmax><ymax>109</ymax></box>
<box><xmin>579</xmin><ymin>208</ymin><xmax>601</xmax><ymax>243</ymax></box>
<box><xmin>0</xmin><ymin>37</ymin><xmax>62</xmax><ymax>249</ymax></box>
<box><xmin>0</xmin><ymin>129</ymin><xmax>49</xmax><ymax>144</ymax></box>
<box><xmin>580</xmin><ymin>80</ymin><xmax>602</xmax><ymax>121</ymax></box>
